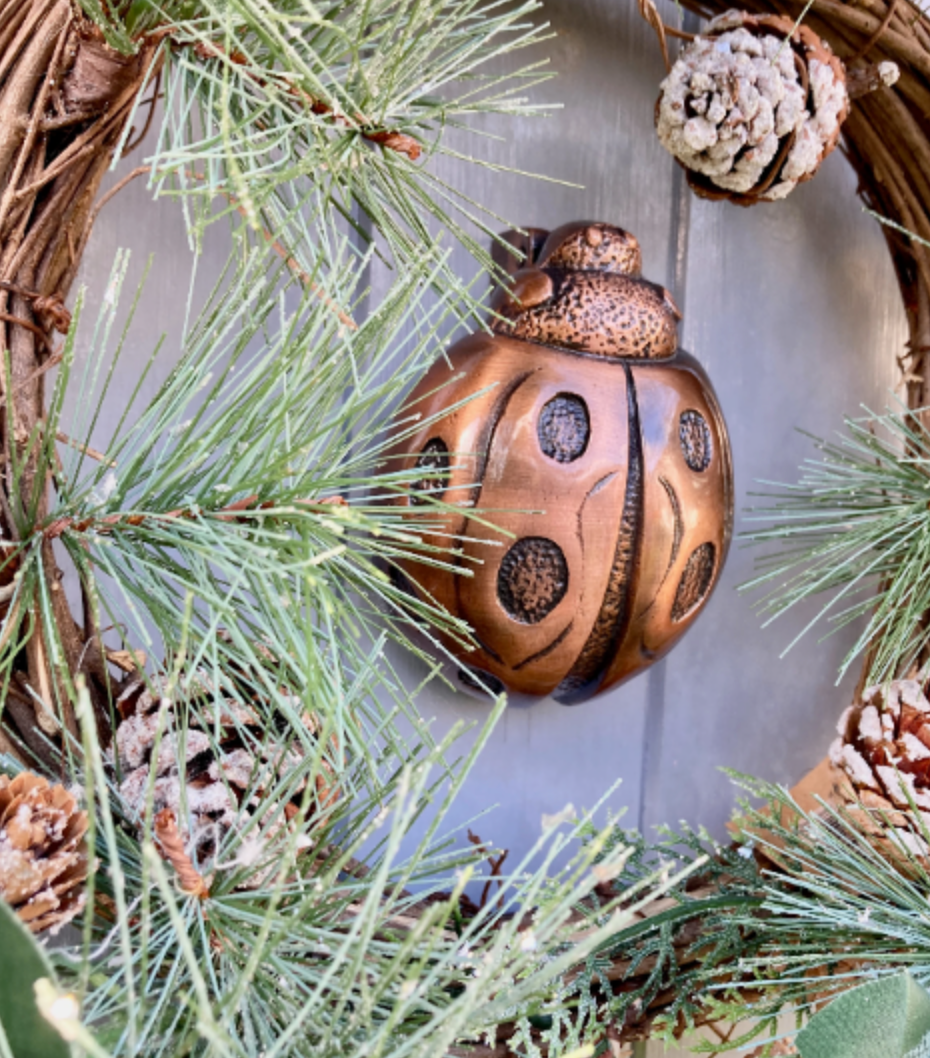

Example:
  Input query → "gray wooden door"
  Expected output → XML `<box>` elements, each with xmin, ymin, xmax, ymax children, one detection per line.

<box><xmin>361</xmin><ymin>0</ymin><xmax>903</xmax><ymax>852</ymax></box>
<box><xmin>77</xmin><ymin>2</ymin><xmax>903</xmax><ymax>1051</ymax></box>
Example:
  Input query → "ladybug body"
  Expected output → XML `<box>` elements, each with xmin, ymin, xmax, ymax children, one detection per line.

<box><xmin>390</xmin><ymin>222</ymin><xmax>733</xmax><ymax>704</ymax></box>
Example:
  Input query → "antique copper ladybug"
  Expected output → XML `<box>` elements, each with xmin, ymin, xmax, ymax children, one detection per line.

<box><xmin>388</xmin><ymin>221</ymin><xmax>733</xmax><ymax>704</ymax></box>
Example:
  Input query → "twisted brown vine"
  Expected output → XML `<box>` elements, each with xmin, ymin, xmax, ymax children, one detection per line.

<box><xmin>0</xmin><ymin>1</ymin><xmax>163</xmax><ymax>753</ymax></box>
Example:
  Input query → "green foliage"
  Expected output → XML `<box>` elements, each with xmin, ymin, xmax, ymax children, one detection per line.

<box><xmin>0</xmin><ymin>901</ymin><xmax>70</xmax><ymax>1058</ymax></box>
<box><xmin>0</xmin><ymin>229</ymin><xmax>692</xmax><ymax>1058</ymax></box>
<box><xmin>741</xmin><ymin>405</ymin><xmax>930</xmax><ymax>685</ymax></box>
<box><xmin>554</xmin><ymin>815</ymin><xmax>767</xmax><ymax>1047</ymax></box>
<box><xmin>795</xmin><ymin>973</ymin><xmax>930</xmax><ymax>1058</ymax></box>
<box><xmin>561</xmin><ymin>772</ymin><xmax>930</xmax><ymax>1056</ymax></box>
<box><xmin>34</xmin><ymin>685</ymin><xmax>689</xmax><ymax>1058</ymax></box>
<box><xmin>686</xmin><ymin>772</ymin><xmax>930</xmax><ymax>1053</ymax></box>
<box><xmin>3</xmin><ymin>240</ymin><xmax>491</xmax><ymax>759</ymax></box>
<box><xmin>76</xmin><ymin>0</ymin><xmax>556</xmax><ymax>320</ymax></box>
<box><xmin>0</xmin><ymin>4</ymin><xmax>676</xmax><ymax>1056</ymax></box>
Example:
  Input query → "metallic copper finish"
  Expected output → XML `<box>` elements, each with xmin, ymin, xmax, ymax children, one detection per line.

<box><xmin>490</xmin><ymin>221</ymin><xmax>681</xmax><ymax>360</ymax></box>
<box><xmin>387</xmin><ymin>222</ymin><xmax>733</xmax><ymax>704</ymax></box>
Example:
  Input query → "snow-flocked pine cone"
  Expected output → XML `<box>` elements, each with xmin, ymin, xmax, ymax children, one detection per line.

<box><xmin>830</xmin><ymin>680</ymin><xmax>930</xmax><ymax>863</ymax></box>
<box><xmin>656</xmin><ymin>10</ymin><xmax>848</xmax><ymax>204</ymax></box>
<box><xmin>110</xmin><ymin>672</ymin><xmax>337</xmax><ymax>886</ymax></box>
<box><xmin>0</xmin><ymin>773</ymin><xmax>89</xmax><ymax>933</ymax></box>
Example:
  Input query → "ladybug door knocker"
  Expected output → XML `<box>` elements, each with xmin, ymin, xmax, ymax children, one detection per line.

<box><xmin>388</xmin><ymin>221</ymin><xmax>733</xmax><ymax>704</ymax></box>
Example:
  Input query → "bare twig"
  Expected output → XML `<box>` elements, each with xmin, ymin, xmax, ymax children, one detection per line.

<box><xmin>54</xmin><ymin>430</ymin><xmax>116</xmax><ymax>467</ymax></box>
<box><xmin>154</xmin><ymin>808</ymin><xmax>210</xmax><ymax>898</ymax></box>
<box><xmin>44</xmin><ymin>492</ymin><xmax>347</xmax><ymax>540</ymax></box>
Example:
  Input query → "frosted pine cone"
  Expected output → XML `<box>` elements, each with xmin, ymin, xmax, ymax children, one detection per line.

<box><xmin>0</xmin><ymin>773</ymin><xmax>89</xmax><ymax>933</ymax></box>
<box><xmin>111</xmin><ymin>672</ymin><xmax>337</xmax><ymax>886</ymax></box>
<box><xmin>830</xmin><ymin>680</ymin><xmax>930</xmax><ymax>863</ymax></box>
<box><xmin>656</xmin><ymin>11</ymin><xmax>847</xmax><ymax>204</ymax></box>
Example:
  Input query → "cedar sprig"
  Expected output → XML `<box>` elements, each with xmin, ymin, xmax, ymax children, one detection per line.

<box><xmin>741</xmin><ymin>404</ymin><xmax>930</xmax><ymax>686</ymax></box>
<box><xmin>561</xmin><ymin>772</ymin><xmax>930</xmax><ymax>1054</ymax></box>
<box><xmin>685</xmin><ymin>771</ymin><xmax>930</xmax><ymax>1053</ymax></box>
<box><xmin>563</xmin><ymin>815</ymin><xmax>770</xmax><ymax>1048</ymax></box>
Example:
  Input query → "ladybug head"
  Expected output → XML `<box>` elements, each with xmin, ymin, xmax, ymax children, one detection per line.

<box><xmin>490</xmin><ymin>220</ymin><xmax>680</xmax><ymax>360</ymax></box>
<box><xmin>536</xmin><ymin>222</ymin><xmax>643</xmax><ymax>277</ymax></box>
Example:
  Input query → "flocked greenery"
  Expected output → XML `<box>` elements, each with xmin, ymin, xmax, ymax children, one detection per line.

<box><xmin>0</xmin><ymin>2</ymin><xmax>699</xmax><ymax>1056</ymax></box>
<box><xmin>741</xmin><ymin>405</ymin><xmax>930</xmax><ymax>687</ymax></box>
<box><xmin>580</xmin><ymin>773</ymin><xmax>930</xmax><ymax>1056</ymax></box>
<box><xmin>5</xmin><ymin>685</ymin><xmax>693</xmax><ymax>1058</ymax></box>
<box><xmin>81</xmin><ymin>0</ymin><xmax>557</xmax><ymax>320</ymax></box>
<box><xmin>12</xmin><ymin>3</ymin><xmax>930</xmax><ymax>1056</ymax></box>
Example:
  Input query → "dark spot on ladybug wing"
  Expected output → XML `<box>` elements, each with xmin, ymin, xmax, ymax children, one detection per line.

<box><xmin>497</xmin><ymin>537</ymin><xmax>569</xmax><ymax>624</ymax></box>
<box><xmin>411</xmin><ymin>438</ymin><xmax>450</xmax><ymax>505</ymax></box>
<box><xmin>671</xmin><ymin>542</ymin><xmax>716</xmax><ymax>621</ymax></box>
<box><xmin>537</xmin><ymin>394</ymin><xmax>590</xmax><ymax>463</ymax></box>
<box><xmin>679</xmin><ymin>410</ymin><xmax>712</xmax><ymax>472</ymax></box>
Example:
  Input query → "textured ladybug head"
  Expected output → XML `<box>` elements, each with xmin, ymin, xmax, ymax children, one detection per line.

<box><xmin>537</xmin><ymin>222</ymin><xmax>643</xmax><ymax>277</ymax></box>
<box><xmin>490</xmin><ymin>223</ymin><xmax>680</xmax><ymax>360</ymax></box>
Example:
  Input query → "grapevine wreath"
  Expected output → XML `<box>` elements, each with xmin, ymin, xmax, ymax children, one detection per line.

<box><xmin>0</xmin><ymin>2</ymin><xmax>929</xmax><ymax>1056</ymax></box>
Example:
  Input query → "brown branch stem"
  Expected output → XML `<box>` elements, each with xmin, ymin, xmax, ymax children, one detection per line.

<box><xmin>181</xmin><ymin>36</ymin><xmax>422</xmax><ymax>160</ymax></box>
<box><xmin>44</xmin><ymin>493</ymin><xmax>348</xmax><ymax>540</ymax></box>
<box><xmin>154</xmin><ymin>809</ymin><xmax>209</xmax><ymax>897</ymax></box>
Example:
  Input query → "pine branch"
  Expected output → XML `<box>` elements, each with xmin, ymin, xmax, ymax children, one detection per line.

<box><xmin>741</xmin><ymin>405</ymin><xmax>930</xmax><ymax>685</ymax></box>
<box><xmin>43</xmin><ymin>684</ymin><xmax>698</xmax><ymax>1058</ymax></box>
<box><xmin>180</xmin><ymin>36</ymin><xmax>423</xmax><ymax>160</ymax></box>
<box><xmin>0</xmin><ymin>244</ymin><xmax>491</xmax><ymax>765</ymax></box>
<box><xmin>73</xmin><ymin>0</ymin><xmax>556</xmax><ymax>321</ymax></box>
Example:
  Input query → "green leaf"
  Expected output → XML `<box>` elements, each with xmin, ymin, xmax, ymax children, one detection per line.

<box><xmin>0</xmin><ymin>901</ymin><xmax>70</xmax><ymax>1058</ymax></box>
<box><xmin>796</xmin><ymin>973</ymin><xmax>930</xmax><ymax>1058</ymax></box>
<box><xmin>907</xmin><ymin>1032</ymin><xmax>930</xmax><ymax>1058</ymax></box>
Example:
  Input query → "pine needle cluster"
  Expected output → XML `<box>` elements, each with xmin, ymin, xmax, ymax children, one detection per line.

<box><xmin>698</xmin><ymin>773</ymin><xmax>930</xmax><ymax>1053</ymax></box>
<box><xmin>0</xmin><ymin>3</ymin><xmax>702</xmax><ymax>1055</ymax></box>
<box><xmin>18</xmin><ymin>688</ymin><xmax>690</xmax><ymax>1058</ymax></box>
<box><xmin>565</xmin><ymin>774</ymin><xmax>930</xmax><ymax>1055</ymax></box>
<box><xmin>741</xmin><ymin>406</ymin><xmax>930</xmax><ymax>686</ymax></box>
<box><xmin>79</xmin><ymin>0</ymin><xmax>556</xmax><ymax>320</ymax></box>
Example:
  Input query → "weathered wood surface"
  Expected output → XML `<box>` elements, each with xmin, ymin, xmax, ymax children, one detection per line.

<box><xmin>73</xmin><ymin>2</ymin><xmax>905</xmax><ymax>1052</ymax></box>
<box><xmin>368</xmin><ymin>0</ymin><xmax>903</xmax><ymax>858</ymax></box>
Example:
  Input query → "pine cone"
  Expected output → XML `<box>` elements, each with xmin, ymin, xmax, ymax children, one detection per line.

<box><xmin>111</xmin><ymin>671</ymin><xmax>337</xmax><ymax>887</ymax></box>
<box><xmin>0</xmin><ymin>773</ymin><xmax>89</xmax><ymax>934</ymax></box>
<box><xmin>829</xmin><ymin>680</ymin><xmax>930</xmax><ymax>863</ymax></box>
<box><xmin>656</xmin><ymin>11</ymin><xmax>847</xmax><ymax>204</ymax></box>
